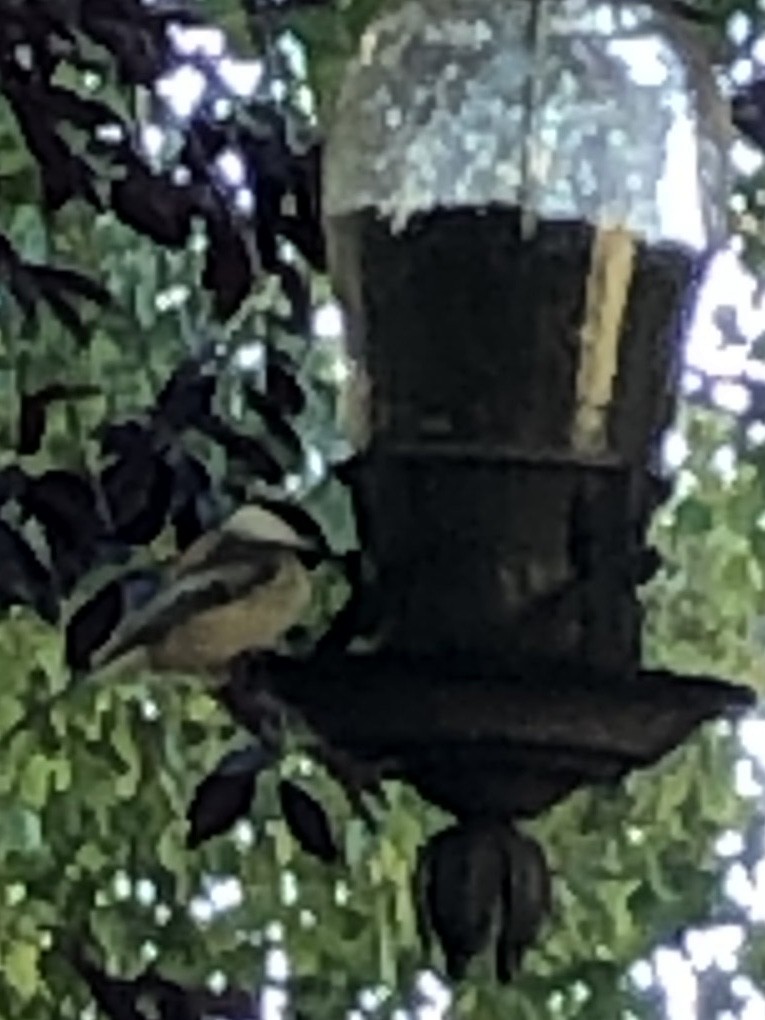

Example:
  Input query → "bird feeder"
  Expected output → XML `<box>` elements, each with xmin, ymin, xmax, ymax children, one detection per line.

<box><xmin>324</xmin><ymin>0</ymin><xmax>732</xmax><ymax>671</ymax></box>
<box><xmin>228</xmin><ymin>0</ymin><xmax>753</xmax><ymax>823</ymax></box>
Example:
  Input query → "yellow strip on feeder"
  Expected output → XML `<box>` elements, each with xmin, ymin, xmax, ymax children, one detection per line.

<box><xmin>573</xmin><ymin>225</ymin><xmax>636</xmax><ymax>455</ymax></box>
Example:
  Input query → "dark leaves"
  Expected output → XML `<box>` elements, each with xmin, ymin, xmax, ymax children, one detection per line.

<box><xmin>68</xmin><ymin>950</ymin><xmax>214</xmax><ymax>1020</ymax></box>
<box><xmin>98</xmin><ymin>419</ymin><xmax>148</xmax><ymax>459</ymax></box>
<box><xmin>0</xmin><ymin>0</ymin><xmax>327</xmax><ymax>325</ymax></box>
<box><xmin>0</xmin><ymin>0</ymin><xmax>333</xmax><ymax>640</ymax></box>
<box><xmin>20</xmin><ymin>470</ymin><xmax>107</xmax><ymax>592</ymax></box>
<box><xmin>195</xmin><ymin>412</ymin><xmax>285</xmax><ymax>484</ymax></box>
<box><xmin>136</xmin><ymin>972</ymin><xmax>199</xmax><ymax>1020</ymax></box>
<box><xmin>154</xmin><ymin>358</ymin><xmax>217</xmax><ymax>432</ymax></box>
<box><xmin>168</xmin><ymin>453</ymin><xmax>215</xmax><ymax>550</ymax></box>
<box><xmin>242</xmin><ymin>383</ymin><xmax>303</xmax><ymax>461</ymax></box>
<box><xmin>203</xmin><ymin>212</ymin><xmax>254</xmax><ymax>321</ymax></box>
<box><xmin>283</xmin><ymin>143</ymin><xmax>326</xmax><ymax>270</ymax></box>
<box><xmin>25</xmin><ymin>469</ymin><xmax>97</xmax><ymax>526</ymax></box>
<box><xmin>4</xmin><ymin>80</ymin><xmax>103</xmax><ymax>214</ymax></box>
<box><xmin>88</xmin><ymin>350</ymin><xmax>303</xmax><ymax>565</ymax></box>
<box><xmin>732</xmin><ymin>79</ymin><xmax>765</xmax><ymax>151</ymax></box>
<box><xmin>186</xmin><ymin>742</ymin><xmax>275</xmax><ymax>848</ymax></box>
<box><xmin>0</xmin><ymin>234</ymin><xmax>110</xmax><ymax>343</ymax></box>
<box><xmin>65</xmin><ymin>569</ymin><xmax>162</xmax><ymax>672</ymax></box>
<box><xmin>0</xmin><ymin>518</ymin><xmax>58</xmax><ymax>623</ymax></box>
<box><xmin>12</xmin><ymin>79</ymin><xmax>114</xmax><ymax>133</ymax></box>
<box><xmin>312</xmin><ymin>742</ymin><xmax>387</xmax><ymax>832</ymax></box>
<box><xmin>111</xmin><ymin>166</ymin><xmax>198</xmax><ymax>249</ymax></box>
<box><xmin>186</xmin><ymin>774</ymin><xmax>256</xmax><ymax>849</ymax></box>
<box><xmin>83</xmin><ymin>22</ymin><xmax>167</xmax><ymax>88</ymax></box>
<box><xmin>172</xmin><ymin>497</ymin><xmax>213</xmax><ymax>550</ymax></box>
<box><xmin>18</xmin><ymin>382</ymin><xmax>101</xmax><ymax>455</ymax></box>
<box><xmin>68</xmin><ymin>949</ymin><xmax>147</xmax><ymax>1020</ymax></box>
<box><xmin>101</xmin><ymin>449</ymin><xmax>175</xmax><ymax>545</ymax></box>
<box><xmin>68</xmin><ymin>948</ymin><xmax>259</xmax><ymax>1020</ymax></box>
<box><xmin>265</xmin><ymin>347</ymin><xmax>306</xmax><ymax>416</ymax></box>
<box><xmin>278</xmin><ymin>779</ymin><xmax>340</xmax><ymax>864</ymax></box>
<box><xmin>33</xmin><ymin>264</ymin><xmax>111</xmax><ymax>309</ymax></box>
<box><xmin>0</xmin><ymin>465</ymin><xmax>28</xmax><ymax>505</ymax></box>
<box><xmin>79</xmin><ymin>0</ymin><xmax>200</xmax><ymax>87</ymax></box>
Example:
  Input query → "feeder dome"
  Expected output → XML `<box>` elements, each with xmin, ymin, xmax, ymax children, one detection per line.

<box><xmin>324</xmin><ymin>0</ymin><xmax>731</xmax><ymax>248</ymax></box>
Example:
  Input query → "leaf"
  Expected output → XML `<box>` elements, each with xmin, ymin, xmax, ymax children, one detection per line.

<box><xmin>18</xmin><ymin>383</ymin><xmax>101</xmax><ymax>455</ymax></box>
<box><xmin>194</xmin><ymin>412</ymin><xmax>285</xmax><ymax>483</ymax></box>
<box><xmin>9</xmin><ymin>204</ymin><xmax>48</xmax><ymax>263</ymax></box>
<box><xmin>674</xmin><ymin>496</ymin><xmax>714</xmax><ymax>537</ymax></box>
<box><xmin>22</xmin><ymin>470</ymin><xmax>106</xmax><ymax>591</ymax></box>
<box><xmin>203</xmin><ymin>213</ymin><xmax>254</xmax><ymax>320</ymax></box>
<box><xmin>186</xmin><ymin>770</ymin><xmax>257</xmax><ymax>848</ymax></box>
<box><xmin>154</xmin><ymin>358</ymin><xmax>217</xmax><ymax>431</ymax></box>
<box><xmin>0</xmin><ymin>519</ymin><xmax>58</xmax><ymax>623</ymax></box>
<box><xmin>344</xmin><ymin>817</ymin><xmax>367</xmax><ymax>870</ymax></box>
<box><xmin>101</xmin><ymin>450</ymin><xmax>175</xmax><ymax>545</ymax></box>
<box><xmin>732</xmin><ymin>78</ymin><xmax>765</xmax><ymax>151</ymax></box>
<box><xmin>242</xmin><ymin>382</ymin><xmax>304</xmax><ymax>460</ymax></box>
<box><xmin>76</xmin><ymin>842</ymin><xmax>107</xmax><ymax>873</ymax></box>
<box><xmin>50</xmin><ymin>755</ymin><xmax>72</xmax><ymax>793</ymax></box>
<box><xmin>112</xmin><ymin>705</ymin><xmax>142</xmax><ymax>800</ymax></box>
<box><xmin>601</xmin><ymin>878</ymin><xmax>641</xmax><ymax>947</ymax></box>
<box><xmin>111</xmin><ymin>166</ymin><xmax>196</xmax><ymax>248</ymax></box>
<box><xmin>68</xmin><ymin>950</ymin><xmax>146</xmax><ymax>1020</ymax></box>
<box><xmin>5</xmin><ymin>940</ymin><xmax>41</xmax><ymax>1001</ymax></box>
<box><xmin>266</xmin><ymin>349</ymin><xmax>306</xmax><ymax>416</ymax></box>
<box><xmin>18</xmin><ymin>752</ymin><xmax>51</xmax><ymax>810</ymax></box>
<box><xmin>375</xmin><ymin>896</ymin><xmax>397</xmax><ymax>987</ymax></box>
<box><xmin>65</xmin><ymin>569</ymin><xmax>161</xmax><ymax>671</ymax></box>
<box><xmin>0</xmin><ymin>693</ymin><xmax>25</xmax><ymax>738</ymax></box>
<box><xmin>157</xmin><ymin>820</ymin><xmax>190</xmax><ymax>896</ymax></box>
<box><xmin>278</xmin><ymin>778</ymin><xmax>341</xmax><ymax>864</ymax></box>
<box><xmin>186</xmin><ymin>743</ymin><xmax>274</xmax><ymax>849</ymax></box>
<box><xmin>0</xmin><ymin>805</ymin><xmax>42</xmax><ymax>854</ymax></box>
<box><xmin>137</xmin><ymin>971</ymin><xmax>199</xmax><ymax>1020</ymax></box>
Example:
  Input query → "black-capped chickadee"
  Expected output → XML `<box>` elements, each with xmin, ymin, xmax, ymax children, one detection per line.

<box><xmin>89</xmin><ymin>503</ymin><xmax>319</xmax><ymax>679</ymax></box>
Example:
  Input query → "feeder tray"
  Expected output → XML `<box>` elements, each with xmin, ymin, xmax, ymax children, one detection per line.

<box><xmin>222</xmin><ymin>650</ymin><xmax>754</xmax><ymax>820</ymax></box>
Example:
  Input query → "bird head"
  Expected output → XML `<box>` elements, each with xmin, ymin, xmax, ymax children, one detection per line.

<box><xmin>223</xmin><ymin>502</ymin><xmax>329</xmax><ymax>569</ymax></box>
<box><xmin>224</xmin><ymin>505</ymin><xmax>314</xmax><ymax>549</ymax></box>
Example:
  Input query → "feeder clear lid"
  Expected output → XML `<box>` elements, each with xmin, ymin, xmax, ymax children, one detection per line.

<box><xmin>323</xmin><ymin>0</ymin><xmax>731</xmax><ymax>249</ymax></box>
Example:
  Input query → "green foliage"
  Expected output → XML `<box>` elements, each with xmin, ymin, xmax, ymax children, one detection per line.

<box><xmin>644</xmin><ymin>409</ymin><xmax>765</xmax><ymax>686</ymax></box>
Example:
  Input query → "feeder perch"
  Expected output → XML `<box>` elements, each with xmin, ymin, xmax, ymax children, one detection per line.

<box><xmin>229</xmin><ymin>0</ymin><xmax>753</xmax><ymax>821</ymax></box>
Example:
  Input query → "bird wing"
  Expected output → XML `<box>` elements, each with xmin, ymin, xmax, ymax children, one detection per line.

<box><xmin>91</xmin><ymin>552</ymin><xmax>282</xmax><ymax>670</ymax></box>
<box><xmin>172</xmin><ymin>532</ymin><xmax>268</xmax><ymax>579</ymax></box>
<box><xmin>171</xmin><ymin>528</ymin><xmax>221</xmax><ymax>576</ymax></box>
<box><xmin>151</xmin><ymin>553</ymin><xmax>311</xmax><ymax>673</ymax></box>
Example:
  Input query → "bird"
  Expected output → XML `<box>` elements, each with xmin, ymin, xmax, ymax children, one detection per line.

<box><xmin>87</xmin><ymin>502</ymin><xmax>319</xmax><ymax>680</ymax></box>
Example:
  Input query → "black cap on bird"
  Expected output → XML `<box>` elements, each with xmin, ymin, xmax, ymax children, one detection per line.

<box><xmin>88</xmin><ymin>503</ymin><xmax>320</xmax><ymax>679</ymax></box>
